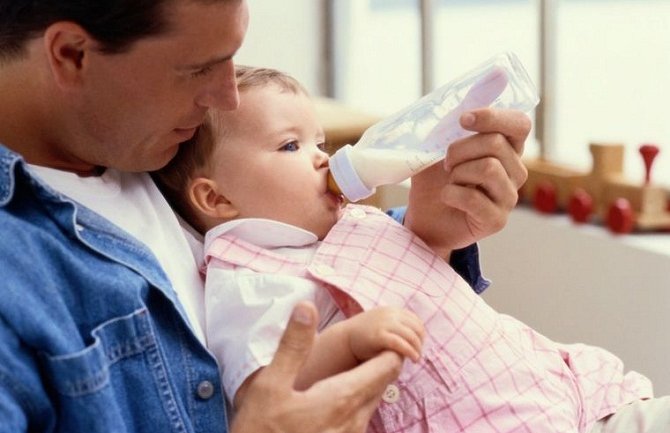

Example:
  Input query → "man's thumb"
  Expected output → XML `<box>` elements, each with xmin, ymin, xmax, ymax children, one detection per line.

<box><xmin>266</xmin><ymin>301</ymin><xmax>318</xmax><ymax>385</ymax></box>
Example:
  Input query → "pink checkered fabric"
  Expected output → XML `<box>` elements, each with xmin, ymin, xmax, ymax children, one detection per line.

<box><xmin>205</xmin><ymin>204</ymin><xmax>652</xmax><ymax>433</ymax></box>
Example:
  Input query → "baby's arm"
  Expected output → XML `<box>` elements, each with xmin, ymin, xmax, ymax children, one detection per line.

<box><xmin>234</xmin><ymin>306</ymin><xmax>425</xmax><ymax>408</ymax></box>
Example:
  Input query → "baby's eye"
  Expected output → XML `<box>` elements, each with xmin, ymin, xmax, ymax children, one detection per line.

<box><xmin>280</xmin><ymin>141</ymin><xmax>300</xmax><ymax>152</ymax></box>
<box><xmin>317</xmin><ymin>141</ymin><xmax>327</xmax><ymax>152</ymax></box>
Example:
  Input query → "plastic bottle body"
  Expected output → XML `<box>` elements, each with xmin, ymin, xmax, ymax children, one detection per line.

<box><xmin>328</xmin><ymin>52</ymin><xmax>540</xmax><ymax>202</ymax></box>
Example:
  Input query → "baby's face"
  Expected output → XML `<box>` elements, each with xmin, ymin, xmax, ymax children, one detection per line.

<box><xmin>205</xmin><ymin>85</ymin><xmax>343</xmax><ymax>239</ymax></box>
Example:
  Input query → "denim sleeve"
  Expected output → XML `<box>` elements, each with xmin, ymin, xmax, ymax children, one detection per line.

<box><xmin>386</xmin><ymin>207</ymin><xmax>491</xmax><ymax>294</ymax></box>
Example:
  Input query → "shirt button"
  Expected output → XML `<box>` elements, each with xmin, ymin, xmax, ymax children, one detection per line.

<box><xmin>382</xmin><ymin>384</ymin><xmax>400</xmax><ymax>404</ymax></box>
<box><xmin>313</xmin><ymin>263</ymin><xmax>335</xmax><ymax>276</ymax></box>
<box><xmin>75</xmin><ymin>224</ymin><xmax>85</xmax><ymax>232</ymax></box>
<box><xmin>349</xmin><ymin>208</ymin><xmax>366</xmax><ymax>219</ymax></box>
<box><xmin>196</xmin><ymin>380</ymin><xmax>215</xmax><ymax>400</ymax></box>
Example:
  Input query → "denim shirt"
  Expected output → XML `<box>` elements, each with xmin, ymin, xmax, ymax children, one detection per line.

<box><xmin>0</xmin><ymin>143</ymin><xmax>487</xmax><ymax>433</ymax></box>
<box><xmin>0</xmin><ymin>145</ymin><xmax>228</xmax><ymax>433</ymax></box>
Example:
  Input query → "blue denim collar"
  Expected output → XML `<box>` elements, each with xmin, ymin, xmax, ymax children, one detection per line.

<box><xmin>0</xmin><ymin>144</ymin><xmax>22</xmax><ymax>206</ymax></box>
<box><xmin>0</xmin><ymin>142</ymin><xmax>185</xmax><ymax>309</ymax></box>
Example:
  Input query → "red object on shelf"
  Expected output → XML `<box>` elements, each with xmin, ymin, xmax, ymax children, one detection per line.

<box><xmin>606</xmin><ymin>198</ymin><xmax>635</xmax><ymax>234</ymax></box>
<box><xmin>533</xmin><ymin>181</ymin><xmax>558</xmax><ymax>214</ymax></box>
<box><xmin>568</xmin><ymin>189</ymin><xmax>594</xmax><ymax>223</ymax></box>
<box><xmin>639</xmin><ymin>143</ymin><xmax>660</xmax><ymax>185</ymax></box>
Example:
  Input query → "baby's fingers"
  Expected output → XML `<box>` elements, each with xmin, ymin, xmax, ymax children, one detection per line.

<box><xmin>401</xmin><ymin>311</ymin><xmax>427</xmax><ymax>344</ymax></box>
<box><xmin>381</xmin><ymin>332</ymin><xmax>423</xmax><ymax>362</ymax></box>
<box><xmin>385</xmin><ymin>317</ymin><xmax>425</xmax><ymax>362</ymax></box>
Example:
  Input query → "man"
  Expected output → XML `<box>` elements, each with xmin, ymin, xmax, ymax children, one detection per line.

<box><xmin>0</xmin><ymin>1</ymin><xmax>532</xmax><ymax>432</ymax></box>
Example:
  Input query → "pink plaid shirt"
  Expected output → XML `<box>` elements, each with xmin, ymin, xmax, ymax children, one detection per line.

<box><xmin>205</xmin><ymin>205</ymin><xmax>652</xmax><ymax>433</ymax></box>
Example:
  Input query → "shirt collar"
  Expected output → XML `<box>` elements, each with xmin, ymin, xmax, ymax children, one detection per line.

<box><xmin>204</xmin><ymin>218</ymin><xmax>318</xmax><ymax>252</ymax></box>
<box><xmin>0</xmin><ymin>144</ymin><xmax>23</xmax><ymax>206</ymax></box>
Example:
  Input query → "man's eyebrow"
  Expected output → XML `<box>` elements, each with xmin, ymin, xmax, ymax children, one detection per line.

<box><xmin>179</xmin><ymin>54</ymin><xmax>235</xmax><ymax>71</ymax></box>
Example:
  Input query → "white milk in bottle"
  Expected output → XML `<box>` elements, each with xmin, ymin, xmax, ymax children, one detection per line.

<box><xmin>327</xmin><ymin>52</ymin><xmax>539</xmax><ymax>201</ymax></box>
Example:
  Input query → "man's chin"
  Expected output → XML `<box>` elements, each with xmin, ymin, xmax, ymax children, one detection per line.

<box><xmin>117</xmin><ymin>155</ymin><xmax>177</xmax><ymax>173</ymax></box>
<box><xmin>147</xmin><ymin>144</ymin><xmax>182</xmax><ymax>171</ymax></box>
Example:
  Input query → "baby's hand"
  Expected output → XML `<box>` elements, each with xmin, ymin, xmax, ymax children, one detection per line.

<box><xmin>347</xmin><ymin>307</ymin><xmax>426</xmax><ymax>363</ymax></box>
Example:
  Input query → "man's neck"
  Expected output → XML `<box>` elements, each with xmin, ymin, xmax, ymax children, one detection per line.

<box><xmin>2</xmin><ymin>134</ymin><xmax>100</xmax><ymax>177</ymax></box>
<box><xmin>0</xmin><ymin>64</ymin><xmax>99</xmax><ymax>177</ymax></box>
<box><xmin>0</xmin><ymin>90</ymin><xmax>104</xmax><ymax>176</ymax></box>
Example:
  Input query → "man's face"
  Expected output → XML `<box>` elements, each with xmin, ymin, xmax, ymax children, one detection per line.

<box><xmin>206</xmin><ymin>85</ymin><xmax>344</xmax><ymax>239</ymax></box>
<box><xmin>74</xmin><ymin>0</ymin><xmax>248</xmax><ymax>172</ymax></box>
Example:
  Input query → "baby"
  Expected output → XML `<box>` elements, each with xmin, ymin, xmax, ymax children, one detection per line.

<box><xmin>154</xmin><ymin>65</ymin><xmax>652</xmax><ymax>433</ymax></box>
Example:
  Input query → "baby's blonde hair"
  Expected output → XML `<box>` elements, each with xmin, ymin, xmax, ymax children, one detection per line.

<box><xmin>153</xmin><ymin>65</ymin><xmax>308</xmax><ymax>233</ymax></box>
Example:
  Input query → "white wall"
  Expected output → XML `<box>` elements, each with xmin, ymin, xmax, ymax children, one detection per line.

<box><xmin>480</xmin><ymin>208</ymin><xmax>670</xmax><ymax>395</ymax></box>
<box><xmin>235</xmin><ymin>0</ymin><xmax>324</xmax><ymax>95</ymax></box>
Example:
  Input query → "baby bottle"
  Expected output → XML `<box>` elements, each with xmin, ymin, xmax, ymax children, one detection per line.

<box><xmin>327</xmin><ymin>52</ymin><xmax>540</xmax><ymax>202</ymax></box>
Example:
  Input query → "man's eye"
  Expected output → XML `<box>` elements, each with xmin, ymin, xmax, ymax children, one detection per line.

<box><xmin>280</xmin><ymin>141</ymin><xmax>300</xmax><ymax>152</ymax></box>
<box><xmin>192</xmin><ymin>65</ymin><xmax>214</xmax><ymax>78</ymax></box>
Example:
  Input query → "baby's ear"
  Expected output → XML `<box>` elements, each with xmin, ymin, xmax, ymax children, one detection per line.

<box><xmin>189</xmin><ymin>177</ymin><xmax>239</xmax><ymax>220</ymax></box>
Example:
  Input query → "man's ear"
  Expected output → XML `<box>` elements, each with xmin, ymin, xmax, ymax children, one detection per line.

<box><xmin>189</xmin><ymin>177</ymin><xmax>240</xmax><ymax>220</ymax></box>
<box><xmin>43</xmin><ymin>22</ymin><xmax>95</xmax><ymax>88</ymax></box>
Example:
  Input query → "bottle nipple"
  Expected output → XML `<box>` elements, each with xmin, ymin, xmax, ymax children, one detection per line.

<box><xmin>327</xmin><ymin>171</ymin><xmax>343</xmax><ymax>196</ymax></box>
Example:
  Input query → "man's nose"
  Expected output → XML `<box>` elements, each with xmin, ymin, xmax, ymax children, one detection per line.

<box><xmin>195</xmin><ymin>62</ymin><xmax>239</xmax><ymax>111</ymax></box>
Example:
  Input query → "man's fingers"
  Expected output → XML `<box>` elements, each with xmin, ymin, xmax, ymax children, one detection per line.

<box><xmin>312</xmin><ymin>350</ymin><xmax>403</xmax><ymax>404</ymax></box>
<box><xmin>459</xmin><ymin>108</ymin><xmax>532</xmax><ymax>154</ymax></box>
<box><xmin>234</xmin><ymin>307</ymin><xmax>402</xmax><ymax>433</ymax></box>
<box><xmin>440</xmin><ymin>184</ymin><xmax>507</xmax><ymax>236</ymax></box>
<box><xmin>445</xmin><ymin>134</ymin><xmax>528</xmax><ymax>190</ymax></box>
<box><xmin>344</xmin><ymin>350</ymin><xmax>403</xmax><ymax>394</ymax></box>
<box><xmin>264</xmin><ymin>301</ymin><xmax>318</xmax><ymax>387</ymax></box>
<box><xmin>446</xmin><ymin>157</ymin><xmax>520</xmax><ymax>210</ymax></box>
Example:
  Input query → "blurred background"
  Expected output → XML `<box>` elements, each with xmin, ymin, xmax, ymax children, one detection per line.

<box><xmin>238</xmin><ymin>0</ymin><xmax>670</xmax><ymax>187</ymax></box>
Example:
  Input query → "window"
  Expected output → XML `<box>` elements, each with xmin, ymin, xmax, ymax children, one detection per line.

<box><xmin>331</xmin><ymin>0</ymin><xmax>423</xmax><ymax>115</ymax></box>
<box><xmin>329</xmin><ymin>0</ymin><xmax>670</xmax><ymax>187</ymax></box>
<box><xmin>551</xmin><ymin>0</ymin><xmax>670</xmax><ymax>187</ymax></box>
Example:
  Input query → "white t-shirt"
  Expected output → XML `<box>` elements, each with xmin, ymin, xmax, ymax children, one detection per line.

<box><xmin>29</xmin><ymin>166</ymin><xmax>206</xmax><ymax>343</ymax></box>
